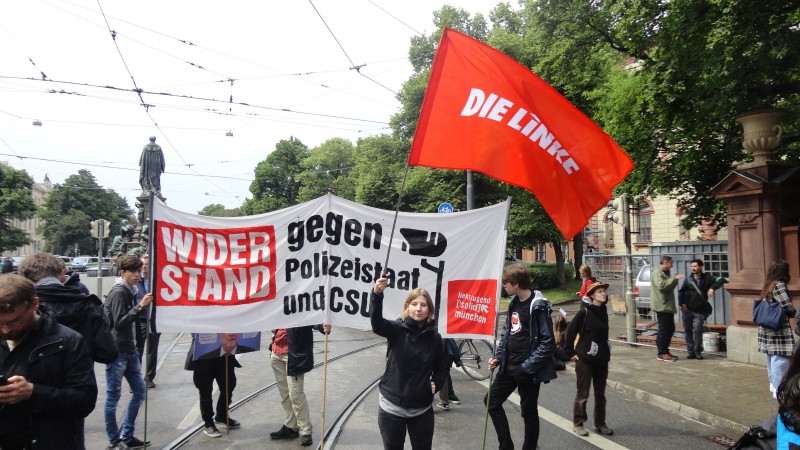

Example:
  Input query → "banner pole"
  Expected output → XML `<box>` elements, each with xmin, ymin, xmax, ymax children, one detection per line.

<box><xmin>225</xmin><ymin>353</ymin><xmax>230</xmax><ymax>435</ymax></box>
<box><xmin>142</xmin><ymin>191</ymin><xmax>155</xmax><ymax>449</ymax></box>
<box><xmin>381</xmin><ymin>163</ymin><xmax>411</xmax><ymax>274</ymax></box>
<box><xmin>321</xmin><ymin>332</ymin><xmax>329</xmax><ymax>449</ymax></box>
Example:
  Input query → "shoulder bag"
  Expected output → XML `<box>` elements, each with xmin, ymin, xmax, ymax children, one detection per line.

<box><xmin>753</xmin><ymin>298</ymin><xmax>786</xmax><ymax>330</ymax></box>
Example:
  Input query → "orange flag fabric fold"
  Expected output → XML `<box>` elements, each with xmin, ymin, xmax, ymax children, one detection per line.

<box><xmin>408</xmin><ymin>27</ymin><xmax>634</xmax><ymax>238</ymax></box>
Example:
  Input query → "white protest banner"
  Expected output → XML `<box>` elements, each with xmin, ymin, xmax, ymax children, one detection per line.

<box><xmin>153</xmin><ymin>194</ymin><xmax>509</xmax><ymax>338</ymax></box>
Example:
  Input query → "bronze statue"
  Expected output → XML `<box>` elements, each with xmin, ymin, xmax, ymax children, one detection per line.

<box><xmin>139</xmin><ymin>136</ymin><xmax>165</xmax><ymax>197</ymax></box>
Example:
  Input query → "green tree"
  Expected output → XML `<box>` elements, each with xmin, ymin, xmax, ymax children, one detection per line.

<box><xmin>39</xmin><ymin>170</ymin><xmax>132</xmax><ymax>255</ymax></box>
<box><xmin>198</xmin><ymin>203</ymin><xmax>243</xmax><ymax>217</ymax></box>
<box><xmin>242</xmin><ymin>137</ymin><xmax>309</xmax><ymax>214</ymax></box>
<box><xmin>513</xmin><ymin>0</ymin><xmax>800</xmax><ymax>228</ymax></box>
<box><xmin>296</xmin><ymin>138</ymin><xmax>356</xmax><ymax>202</ymax></box>
<box><xmin>352</xmin><ymin>135</ymin><xmax>407</xmax><ymax>210</ymax></box>
<box><xmin>0</xmin><ymin>163</ymin><xmax>35</xmax><ymax>253</ymax></box>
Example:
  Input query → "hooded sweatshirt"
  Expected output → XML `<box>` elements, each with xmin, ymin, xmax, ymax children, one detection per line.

<box><xmin>103</xmin><ymin>278</ymin><xmax>141</xmax><ymax>353</ymax></box>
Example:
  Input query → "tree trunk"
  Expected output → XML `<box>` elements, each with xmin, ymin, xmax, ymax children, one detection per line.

<box><xmin>572</xmin><ymin>232</ymin><xmax>584</xmax><ymax>280</ymax></box>
<box><xmin>552</xmin><ymin>240</ymin><xmax>565</xmax><ymax>288</ymax></box>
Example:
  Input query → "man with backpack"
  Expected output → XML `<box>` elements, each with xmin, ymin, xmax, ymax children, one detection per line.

<box><xmin>18</xmin><ymin>252</ymin><xmax>118</xmax><ymax>364</ymax></box>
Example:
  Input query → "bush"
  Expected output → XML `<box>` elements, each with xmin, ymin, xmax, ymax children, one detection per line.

<box><xmin>528</xmin><ymin>263</ymin><xmax>574</xmax><ymax>291</ymax></box>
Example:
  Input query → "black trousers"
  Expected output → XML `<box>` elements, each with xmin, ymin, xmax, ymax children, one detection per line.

<box><xmin>144</xmin><ymin>332</ymin><xmax>160</xmax><ymax>381</ymax></box>
<box><xmin>377</xmin><ymin>407</ymin><xmax>434</xmax><ymax>450</ymax></box>
<box><xmin>192</xmin><ymin>357</ymin><xmax>237</xmax><ymax>426</ymax></box>
<box><xmin>484</xmin><ymin>366</ymin><xmax>541</xmax><ymax>450</ymax></box>
<box><xmin>573</xmin><ymin>360</ymin><xmax>608</xmax><ymax>427</ymax></box>
<box><xmin>656</xmin><ymin>312</ymin><xmax>676</xmax><ymax>355</ymax></box>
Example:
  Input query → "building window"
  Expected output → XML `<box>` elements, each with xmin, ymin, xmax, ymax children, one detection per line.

<box><xmin>703</xmin><ymin>253</ymin><xmax>729</xmax><ymax>279</ymax></box>
<box><xmin>634</xmin><ymin>199</ymin><xmax>653</xmax><ymax>243</ymax></box>
<box><xmin>535</xmin><ymin>244</ymin><xmax>546</xmax><ymax>262</ymax></box>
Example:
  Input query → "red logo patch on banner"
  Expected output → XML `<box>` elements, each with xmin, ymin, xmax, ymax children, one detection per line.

<box><xmin>155</xmin><ymin>222</ymin><xmax>277</xmax><ymax>306</ymax></box>
<box><xmin>446</xmin><ymin>279</ymin><xmax>497</xmax><ymax>335</ymax></box>
<box><xmin>408</xmin><ymin>27</ymin><xmax>634</xmax><ymax>239</ymax></box>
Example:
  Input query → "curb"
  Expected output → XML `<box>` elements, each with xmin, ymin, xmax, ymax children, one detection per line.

<box><xmin>562</xmin><ymin>364</ymin><xmax>749</xmax><ymax>435</ymax></box>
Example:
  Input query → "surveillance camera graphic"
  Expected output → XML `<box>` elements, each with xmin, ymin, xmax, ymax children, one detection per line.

<box><xmin>399</xmin><ymin>228</ymin><xmax>448</xmax><ymax>257</ymax></box>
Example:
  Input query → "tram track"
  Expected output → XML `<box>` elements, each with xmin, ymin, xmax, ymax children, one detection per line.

<box><xmin>162</xmin><ymin>341</ymin><xmax>385</xmax><ymax>450</ymax></box>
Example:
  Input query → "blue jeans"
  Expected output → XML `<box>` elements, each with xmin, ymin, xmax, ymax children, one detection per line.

<box><xmin>768</xmin><ymin>354</ymin><xmax>791</xmax><ymax>397</ymax></box>
<box><xmin>105</xmin><ymin>352</ymin><xmax>146</xmax><ymax>444</ymax></box>
<box><xmin>681</xmin><ymin>309</ymin><xmax>706</xmax><ymax>355</ymax></box>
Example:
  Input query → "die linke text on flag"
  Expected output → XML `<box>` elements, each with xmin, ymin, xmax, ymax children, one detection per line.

<box><xmin>407</xmin><ymin>27</ymin><xmax>634</xmax><ymax>239</ymax></box>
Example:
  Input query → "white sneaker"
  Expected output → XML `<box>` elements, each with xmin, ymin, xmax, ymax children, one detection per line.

<box><xmin>203</xmin><ymin>425</ymin><xmax>222</xmax><ymax>438</ymax></box>
<box><xmin>436</xmin><ymin>402</ymin><xmax>450</xmax><ymax>411</ymax></box>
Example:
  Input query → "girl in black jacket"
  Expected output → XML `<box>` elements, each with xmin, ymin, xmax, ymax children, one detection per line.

<box><xmin>371</xmin><ymin>278</ymin><xmax>447</xmax><ymax>450</ymax></box>
<box><xmin>564</xmin><ymin>281</ymin><xmax>614</xmax><ymax>437</ymax></box>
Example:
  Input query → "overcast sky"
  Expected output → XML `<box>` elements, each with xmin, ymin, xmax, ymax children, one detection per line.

<box><xmin>0</xmin><ymin>0</ymin><xmax>495</xmax><ymax>215</ymax></box>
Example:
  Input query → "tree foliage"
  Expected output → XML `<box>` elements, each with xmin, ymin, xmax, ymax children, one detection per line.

<box><xmin>297</xmin><ymin>138</ymin><xmax>356</xmax><ymax>202</ymax></box>
<box><xmin>0</xmin><ymin>163</ymin><xmax>35</xmax><ymax>253</ymax></box>
<box><xmin>242</xmin><ymin>137</ymin><xmax>309</xmax><ymax>215</ymax></box>
<box><xmin>39</xmin><ymin>169</ymin><xmax>132</xmax><ymax>256</ymax></box>
<box><xmin>198</xmin><ymin>203</ymin><xmax>243</xmax><ymax>217</ymax></box>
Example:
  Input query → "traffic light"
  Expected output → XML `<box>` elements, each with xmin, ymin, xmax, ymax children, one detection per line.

<box><xmin>609</xmin><ymin>194</ymin><xmax>629</xmax><ymax>227</ymax></box>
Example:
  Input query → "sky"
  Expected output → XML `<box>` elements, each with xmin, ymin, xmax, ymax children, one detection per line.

<box><xmin>0</xmin><ymin>0</ymin><xmax>496</xmax><ymax>215</ymax></box>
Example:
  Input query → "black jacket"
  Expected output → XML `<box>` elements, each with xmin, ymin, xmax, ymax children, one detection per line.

<box><xmin>35</xmin><ymin>282</ymin><xmax>118</xmax><ymax>363</ymax></box>
<box><xmin>270</xmin><ymin>325</ymin><xmax>326</xmax><ymax>376</ymax></box>
<box><xmin>678</xmin><ymin>272</ymin><xmax>718</xmax><ymax>313</ymax></box>
<box><xmin>564</xmin><ymin>302</ymin><xmax>611</xmax><ymax>365</ymax></box>
<box><xmin>0</xmin><ymin>310</ymin><xmax>97</xmax><ymax>450</ymax></box>
<box><xmin>495</xmin><ymin>293</ymin><xmax>557</xmax><ymax>383</ymax></box>
<box><xmin>103</xmin><ymin>282</ymin><xmax>142</xmax><ymax>353</ymax></box>
<box><xmin>370</xmin><ymin>291</ymin><xmax>447</xmax><ymax>409</ymax></box>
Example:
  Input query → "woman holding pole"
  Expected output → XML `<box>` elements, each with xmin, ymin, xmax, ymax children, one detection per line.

<box><xmin>370</xmin><ymin>278</ymin><xmax>447</xmax><ymax>450</ymax></box>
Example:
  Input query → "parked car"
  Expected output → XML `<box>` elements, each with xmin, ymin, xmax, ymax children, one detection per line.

<box><xmin>72</xmin><ymin>256</ymin><xmax>92</xmax><ymax>272</ymax></box>
<box><xmin>86</xmin><ymin>257</ymin><xmax>114</xmax><ymax>277</ymax></box>
<box><xmin>634</xmin><ymin>264</ymin><xmax>651</xmax><ymax>313</ymax></box>
<box><xmin>10</xmin><ymin>256</ymin><xmax>27</xmax><ymax>273</ymax></box>
<box><xmin>55</xmin><ymin>255</ymin><xmax>73</xmax><ymax>270</ymax></box>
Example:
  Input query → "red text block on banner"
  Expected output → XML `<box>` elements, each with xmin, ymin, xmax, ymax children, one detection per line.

<box><xmin>446</xmin><ymin>279</ymin><xmax>497</xmax><ymax>336</ymax></box>
<box><xmin>155</xmin><ymin>221</ymin><xmax>277</xmax><ymax>306</ymax></box>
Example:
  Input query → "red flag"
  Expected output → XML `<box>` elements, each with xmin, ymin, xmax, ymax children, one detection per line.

<box><xmin>408</xmin><ymin>27</ymin><xmax>634</xmax><ymax>238</ymax></box>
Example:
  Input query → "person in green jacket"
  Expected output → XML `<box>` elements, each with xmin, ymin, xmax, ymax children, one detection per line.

<box><xmin>651</xmin><ymin>255</ymin><xmax>684</xmax><ymax>362</ymax></box>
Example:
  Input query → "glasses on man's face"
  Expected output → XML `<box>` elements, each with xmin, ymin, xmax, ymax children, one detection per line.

<box><xmin>0</xmin><ymin>304</ymin><xmax>30</xmax><ymax>328</ymax></box>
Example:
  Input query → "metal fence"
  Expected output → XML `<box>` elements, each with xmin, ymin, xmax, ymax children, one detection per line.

<box><xmin>580</xmin><ymin>242</ymin><xmax>730</xmax><ymax>352</ymax></box>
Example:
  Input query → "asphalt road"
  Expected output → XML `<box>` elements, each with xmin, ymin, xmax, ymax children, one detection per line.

<box><xmin>80</xmin><ymin>327</ymin><xmax>735</xmax><ymax>449</ymax></box>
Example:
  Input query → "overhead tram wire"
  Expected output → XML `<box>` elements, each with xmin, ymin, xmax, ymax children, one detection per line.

<box><xmin>94</xmin><ymin>0</ymin><xmax>243</xmax><ymax>202</ymax></box>
<box><xmin>0</xmin><ymin>75</ymin><xmax>389</xmax><ymax>126</ymax></box>
<box><xmin>366</xmin><ymin>0</ymin><xmax>424</xmax><ymax>36</ymax></box>
<box><xmin>307</xmin><ymin>0</ymin><xmax>397</xmax><ymax>95</ymax></box>
<box><xmin>0</xmin><ymin>152</ymin><xmax>253</xmax><ymax>182</ymax></box>
<box><xmin>48</xmin><ymin>0</ymin><xmax>384</xmax><ymax>94</ymax></box>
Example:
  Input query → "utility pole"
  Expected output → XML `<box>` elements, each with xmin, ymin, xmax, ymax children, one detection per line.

<box><xmin>610</xmin><ymin>194</ymin><xmax>635</xmax><ymax>343</ymax></box>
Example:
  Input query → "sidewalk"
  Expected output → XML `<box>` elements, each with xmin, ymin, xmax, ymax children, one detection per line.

<box><xmin>565</xmin><ymin>341</ymin><xmax>776</xmax><ymax>434</ymax></box>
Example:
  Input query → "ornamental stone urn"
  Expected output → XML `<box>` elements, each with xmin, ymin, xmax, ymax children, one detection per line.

<box><xmin>735</xmin><ymin>108</ymin><xmax>789</xmax><ymax>168</ymax></box>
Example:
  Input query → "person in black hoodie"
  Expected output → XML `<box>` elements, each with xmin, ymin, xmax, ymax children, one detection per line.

<box><xmin>564</xmin><ymin>281</ymin><xmax>613</xmax><ymax>437</ymax></box>
<box><xmin>371</xmin><ymin>278</ymin><xmax>447</xmax><ymax>450</ymax></box>
<box><xmin>19</xmin><ymin>252</ymin><xmax>117</xmax><ymax>364</ymax></box>
<box><xmin>487</xmin><ymin>263</ymin><xmax>556</xmax><ymax>450</ymax></box>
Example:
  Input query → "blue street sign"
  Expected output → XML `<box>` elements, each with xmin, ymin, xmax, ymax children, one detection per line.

<box><xmin>438</xmin><ymin>202</ymin><xmax>454</xmax><ymax>214</ymax></box>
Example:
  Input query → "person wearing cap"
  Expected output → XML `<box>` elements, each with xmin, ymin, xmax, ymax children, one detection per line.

<box><xmin>564</xmin><ymin>281</ymin><xmax>613</xmax><ymax>437</ymax></box>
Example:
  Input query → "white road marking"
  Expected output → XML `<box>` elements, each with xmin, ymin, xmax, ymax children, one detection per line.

<box><xmin>477</xmin><ymin>380</ymin><xmax>630</xmax><ymax>450</ymax></box>
<box><xmin>177</xmin><ymin>385</ymin><xmax>218</xmax><ymax>430</ymax></box>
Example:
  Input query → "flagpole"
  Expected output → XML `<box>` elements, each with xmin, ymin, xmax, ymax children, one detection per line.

<box><xmin>381</xmin><ymin>163</ymin><xmax>411</xmax><ymax>274</ymax></box>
